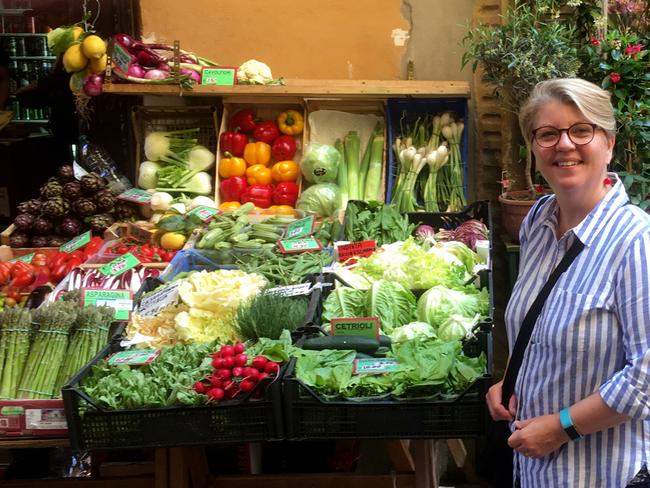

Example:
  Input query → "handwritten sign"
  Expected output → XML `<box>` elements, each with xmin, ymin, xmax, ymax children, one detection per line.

<box><xmin>353</xmin><ymin>358</ymin><xmax>400</xmax><ymax>375</ymax></box>
<box><xmin>286</xmin><ymin>216</ymin><xmax>315</xmax><ymax>240</ymax></box>
<box><xmin>99</xmin><ymin>252</ymin><xmax>140</xmax><ymax>277</ymax></box>
<box><xmin>337</xmin><ymin>240</ymin><xmax>376</xmax><ymax>262</ymax></box>
<box><xmin>108</xmin><ymin>349</ymin><xmax>160</xmax><ymax>366</ymax></box>
<box><xmin>117</xmin><ymin>188</ymin><xmax>152</xmax><ymax>204</ymax></box>
<box><xmin>187</xmin><ymin>206</ymin><xmax>219</xmax><ymax>222</ymax></box>
<box><xmin>277</xmin><ymin>237</ymin><xmax>323</xmax><ymax>254</ymax></box>
<box><xmin>264</xmin><ymin>283</ymin><xmax>312</xmax><ymax>297</ymax></box>
<box><xmin>330</xmin><ymin>317</ymin><xmax>380</xmax><ymax>339</ymax></box>
<box><xmin>60</xmin><ymin>231</ymin><xmax>91</xmax><ymax>253</ymax></box>
<box><xmin>201</xmin><ymin>67</ymin><xmax>237</xmax><ymax>85</ymax></box>
<box><xmin>137</xmin><ymin>282</ymin><xmax>180</xmax><ymax>317</ymax></box>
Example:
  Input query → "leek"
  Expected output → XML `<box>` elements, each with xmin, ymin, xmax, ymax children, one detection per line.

<box><xmin>358</xmin><ymin>129</ymin><xmax>375</xmax><ymax>197</ymax></box>
<box><xmin>363</xmin><ymin>133</ymin><xmax>385</xmax><ymax>201</ymax></box>
<box><xmin>335</xmin><ymin>138</ymin><xmax>348</xmax><ymax>210</ymax></box>
<box><xmin>344</xmin><ymin>131</ymin><xmax>361</xmax><ymax>201</ymax></box>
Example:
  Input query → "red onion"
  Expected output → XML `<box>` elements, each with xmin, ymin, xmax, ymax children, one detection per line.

<box><xmin>83</xmin><ymin>74</ymin><xmax>104</xmax><ymax>97</ymax></box>
<box><xmin>127</xmin><ymin>63</ymin><xmax>145</xmax><ymax>78</ymax></box>
<box><xmin>137</xmin><ymin>49</ymin><xmax>160</xmax><ymax>68</ymax></box>
<box><xmin>180</xmin><ymin>68</ymin><xmax>201</xmax><ymax>83</ymax></box>
<box><xmin>113</xmin><ymin>33</ymin><xmax>135</xmax><ymax>50</ymax></box>
<box><xmin>157</xmin><ymin>62</ymin><xmax>170</xmax><ymax>72</ymax></box>
<box><xmin>144</xmin><ymin>69</ymin><xmax>169</xmax><ymax>80</ymax></box>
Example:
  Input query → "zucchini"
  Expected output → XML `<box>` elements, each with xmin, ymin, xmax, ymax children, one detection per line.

<box><xmin>378</xmin><ymin>335</ymin><xmax>392</xmax><ymax>348</ymax></box>
<box><xmin>302</xmin><ymin>335</ymin><xmax>380</xmax><ymax>355</ymax></box>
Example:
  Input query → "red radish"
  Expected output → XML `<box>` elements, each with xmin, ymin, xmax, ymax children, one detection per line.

<box><xmin>243</xmin><ymin>367</ymin><xmax>259</xmax><ymax>378</ymax></box>
<box><xmin>232</xmin><ymin>367</ymin><xmax>244</xmax><ymax>378</ymax></box>
<box><xmin>244</xmin><ymin>374</ymin><xmax>259</xmax><ymax>383</ymax></box>
<box><xmin>222</xmin><ymin>379</ymin><xmax>234</xmax><ymax>391</ymax></box>
<box><xmin>207</xmin><ymin>388</ymin><xmax>224</xmax><ymax>401</ymax></box>
<box><xmin>234</xmin><ymin>354</ymin><xmax>247</xmax><ymax>367</ymax></box>
<box><xmin>234</xmin><ymin>343</ymin><xmax>245</xmax><ymax>354</ymax></box>
<box><xmin>257</xmin><ymin>372</ymin><xmax>269</xmax><ymax>382</ymax></box>
<box><xmin>211</xmin><ymin>351</ymin><xmax>223</xmax><ymax>358</ymax></box>
<box><xmin>264</xmin><ymin>362</ymin><xmax>280</xmax><ymax>375</ymax></box>
<box><xmin>193</xmin><ymin>381</ymin><xmax>207</xmax><ymax>394</ymax></box>
<box><xmin>239</xmin><ymin>379</ymin><xmax>256</xmax><ymax>392</ymax></box>
<box><xmin>220</xmin><ymin>345</ymin><xmax>235</xmax><ymax>357</ymax></box>
<box><xmin>223</xmin><ymin>356</ymin><xmax>236</xmax><ymax>369</ymax></box>
<box><xmin>209</xmin><ymin>376</ymin><xmax>222</xmax><ymax>388</ymax></box>
<box><xmin>211</xmin><ymin>357</ymin><xmax>225</xmax><ymax>369</ymax></box>
<box><xmin>252</xmin><ymin>356</ymin><xmax>268</xmax><ymax>371</ymax></box>
<box><xmin>216</xmin><ymin>368</ymin><xmax>232</xmax><ymax>380</ymax></box>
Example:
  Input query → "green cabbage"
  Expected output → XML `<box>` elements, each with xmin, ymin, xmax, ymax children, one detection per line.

<box><xmin>389</xmin><ymin>321</ymin><xmax>437</xmax><ymax>343</ymax></box>
<box><xmin>416</xmin><ymin>286</ymin><xmax>486</xmax><ymax>329</ymax></box>
<box><xmin>296</xmin><ymin>183</ymin><xmax>341</xmax><ymax>218</ymax></box>
<box><xmin>300</xmin><ymin>144</ymin><xmax>340</xmax><ymax>184</ymax></box>
<box><xmin>437</xmin><ymin>313</ymin><xmax>481</xmax><ymax>342</ymax></box>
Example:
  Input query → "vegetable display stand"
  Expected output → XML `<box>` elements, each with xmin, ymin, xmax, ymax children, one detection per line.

<box><xmin>0</xmin><ymin>224</ymin><xmax>58</xmax><ymax>258</ymax></box>
<box><xmin>62</xmin><ymin>341</ymin><xmax>285</xmax><ymax>451</ymax></box>
<box><xmin>283</xmin><ymin>329</ymin><xmax>492</xmax><ymax>440</ymax></box>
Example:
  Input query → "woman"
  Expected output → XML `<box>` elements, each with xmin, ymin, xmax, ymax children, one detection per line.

<box><xmin>486</xmin><ymin>78</ymin><xmax>650</xmax><ymax>487</ymax></box>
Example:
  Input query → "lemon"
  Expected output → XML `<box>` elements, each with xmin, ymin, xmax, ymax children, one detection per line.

<box><xmin>72</xmin><ymin>25</ymin><xmax>84</xmax><ymax>40</ymax></box>
<box><xmin>63</xmin><ymin>44</ymin><xmax>88</xmax><ymax>73</ymax></box>
<box><xmin>88</xmin><ymin>53</ymin><xmax>107</xmax><ymax>74</ymax></box>
<box><xmin>82</xmin><ymin>35</ymin><xmax>106</xmax><ymax>60</ymax></box>
<box><xmin>160</xmin><ymin>232</ymin><xmax>187</xmax><ymax>251</ymax></box>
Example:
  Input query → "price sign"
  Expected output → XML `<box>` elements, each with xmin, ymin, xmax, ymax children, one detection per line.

<box><xmin>337</xmin><ymin>240</ymin><xmax>376</xmax><ymax>262</ymax></box>
<box><xmin>201</xmin><ymin>67</ymin><xmax>237</xmax><ymax>85</ymax></box>
<box><xmin>9</xmin><ymin>253</ymin><xmax>34</xmax><ymax>264</ymax></box>
<box><xmin>81</xmin><ymin>288</ymin><xmax>133</xmax><ymax>321</ymax></box>
<box><xmin>277</xmin><ymin>237</ymin><xmax>323</xmax><ymax>254</ymax></box>
<box><xmin>59</xmin><ymin>231</ymin><xmax>91</xmax><ymax>253</ymax></box>
<box><xmin>137</xmin><ymin>282</ymin><xmax>180</xmax><ymax>317</ymax></box>
<box><xmin>264</xmin><ymin>283</ymin><xmax>312</xmax><ymax>297</ymax></box>
<box><xmin>187</xmin><ymin>206</ymin><xmax>219</xmax><ymax>222</ymax></box>
<box><xmin>330</xmin><ymin>317</ymin><xmax>380</xmax><ymax>339</ymax></box>
<box><xmin>111</xmin><ymin>42</ymin><xmax>132</xmax><ymax>74</ymax></box>
<box><xmin>108</xmin><ymin>349</ymin><xmax>160</xmax><ymax>366</ymax></box>
<box><xmin>99</xmin><ymin>252</ymin><xmax>140</xmax><ymax>277</ymax></box>
<box><xmin>117</xmin><ymin>188</ymin><xmax>152</xmax><ymax>204</ymax></box>
<box><xmin>353</xmin><ymin>358</ymin><xmax>400</xmax><ymax>375</ymax></box>
<box><xmin>286</xmin><ymin>216</ymin><xmax>315</xmax><ymax>240</ymax></box>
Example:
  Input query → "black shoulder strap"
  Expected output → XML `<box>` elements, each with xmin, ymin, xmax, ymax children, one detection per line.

<box><xmin>501</xmin><ymin>237</ymin><xmax>585</xmax><ymax>407</ymax></box>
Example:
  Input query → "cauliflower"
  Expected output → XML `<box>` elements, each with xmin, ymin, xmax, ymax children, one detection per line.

<box><xmin>237</xmin><ymin>59</ymin><xmax>283</xmax><ymax>85</ymax></box>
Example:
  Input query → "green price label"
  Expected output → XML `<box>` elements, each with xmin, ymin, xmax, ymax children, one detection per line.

<box><xmin>60</xmin><ymin>231</ymin><xmax>91</xmax><ymax>253</ymax></box>
<box><xmin>108</xmin><ymin>349</ymin><xmax>160</xmax><ymax>366</ymax></box>
<box><xmin>81</xmin><ymin>288</ymin><xmax>133</xmax><ymax>321</ymax></box>
<box><xmin>277</xmin><ymin>237</ymin><xmax>323</xmax><ymax>254</ymax></box>
<box><xmin>330</xmin><ymin>317</ymin><xmax>380</xmax><ymax>339</ymax></box>
<box><xmin>187</xmin><ymin>206</ymin><xmax>219</xmax><ymax>222</ymax></box>
<box><xmin>9</xmin><ymin>253</ymin><xmax>34</xmax><ymax>264</ymax></box>
<box><xmin>201</xmin><ymin>67</ymin><xmax>237</xmax><ymax>85</ymax></box>
<box><xmin>99</xmin><ymin>252</ymin><xmax>140</xmax><ymax>277</ymax></box>
<box><xmin>117</xmin><ymin>188</ymin><xmax>152</xmax><ymax>204</ymax></box>
<box><xmin>112</xmin><ymin>42</ymin><xmax>132</xmax><ymax>73</ymax></box>
<box><xmin>354</xmin><ymin>358</ymin><xmax>400</xmax><ymax>375</ymax></box>
<box><xmin>286</xmin><ymin>216</ymin><xmax>315</xmax><ymax>239</ymax></box>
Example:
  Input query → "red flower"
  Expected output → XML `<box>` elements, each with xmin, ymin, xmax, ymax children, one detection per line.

<box><xmin>624</xmin><ymin>43</ymin><xmax>643</xmax><ymax>56</ymax></box>
<box><xmin>590</xmin><ymin>36</ymin><xmax>601</xmax><ymax>46</ymax></box>
<box><xmin>610</xmin><ymin>72</ymin><xmax>622</xmax><ymax>84</ymax></box>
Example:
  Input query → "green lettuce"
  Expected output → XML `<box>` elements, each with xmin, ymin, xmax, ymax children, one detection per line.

<box><xmin>366</xmin><ymin>280</ymin><xmax>416</xmax><ymax>333</ymax></box>
<box><xmin>389</xmin><ymin>321</ymin><xmax>437</xmax><ymax>343</ymax></box>
<box><xmin>437</xmin><ymin>313</ymin><xmax>481</xmax><ymax>342</ymax></box>
<box><xmin>322</xmin><ymin>287</ymin><xmax>367</xmax><ymax>324</ymax></box>
<box><xmin>416</xmin><ymin>286</ymin><xmax>487</xmax><ymax>329</ymax></box>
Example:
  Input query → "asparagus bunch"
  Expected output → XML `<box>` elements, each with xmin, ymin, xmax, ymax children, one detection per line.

<box><xmin>0</xmin><ymin>308</ymin><xmax>34</xmax><ymax>399</ymax></box>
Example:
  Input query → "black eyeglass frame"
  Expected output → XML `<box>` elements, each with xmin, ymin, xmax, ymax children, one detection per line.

<box><xmin>531</xmin><ymin>123</ymin><xmax>601</xmax><ymax>148</ymax></box>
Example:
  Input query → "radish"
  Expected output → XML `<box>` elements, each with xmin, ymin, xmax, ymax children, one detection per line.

<box><xmin>232</xmin><ymin>367</ymin><xmax>244</xmax><ymax>378</ymax></box>
<box><xmin>207</xmin><ymin>388</ymin><xmax>224</xmax><ymax>402</ymax></box>
<box><xmin>209</xmin><ymin>376</ymin><xmax>222</xmax><ymax>388</ymax></box>
<box><xmin>216</xmin><ymin>368</ymin><xmax>231</xmax><ymax>380</ymax></box>
<box><xmin>264</xmin><ymin>362</ymin><xmax>280</xmax><ymax>375</ymax></box>
<box><xmin>252</xmin><ymin>356</ymin><xmax>268</xmax><ymax>371</ymax></box>
<box><xmin>234</xmin><ymin>343</ymin><xmax>245</xmax><ymax>354</ymax></box>
<box><xmin>223</xmin><ymin>356</ymin><xmax>235</xmax><ymax>369</ymax></box>
<box><xmin>193</xmin><ymin>381</ymin><xmax>208</xmax><ymax>394</ymax></box>
<box><xmin>239</xmin><ymin>379</ymin><xmax>256</xmax><ymax>393</ymax></box>
<box><xmin>243</xmin><ymin>367</ymin><xmax>258</xmax><ymax>378</ymax></box>
<box><xmin>220</xmin><ymin>345</ymin><xmax>235</xmax><ymax>357</ymax></box>
<box><xmin>211</xmin><ymin>357</ymin><xmax>225</xmax><ymax>369</ymax></box>
<box><xmin>234</xmin><ymin>354</ymin><xmax>247</xmax><ymax>367</ymax></box>
<box><xmin>257</xmin><ymin>372</ymin><xmax>269</xmax><ymax>382</ymax></box>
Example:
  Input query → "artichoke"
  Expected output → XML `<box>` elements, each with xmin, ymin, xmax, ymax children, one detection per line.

<box><xmin>40</xmin><ymin>178</ymin><xmax>64</xmax><ymax>199</ymax></box>
<box><xmin>72</xmin><ymin>198</ymin><xmax>97</xmax><ymax>217</ymax></box>
<box><xmin>13</xmin><ymin>213</ymin><xmax>34</xmax><ymax>231</ymax></box>
<box><xmin>57</xmin><ymin>165</ymin><xmax>75</xmax><ymax>183</ymax></box>
<box><xmin>47</xmin><ymin>235</ymin><xmax>68</xmax><ymax>247</ymax></box>
<box><xmin>17</xmin><ymin>199</ymin><xmax>43</xmax><ymax>216</ymax></box>
<box><xmin>16</xmin><ymin>201</ymin><xmax>31</xmax><ymax>215</ymax></box>
<box><xmin>93</xmin><ymin>190</ymin><xmax>116</xmax><ymax>212</ymax></box>
<box><xmin>113</xmin><ymin>202</ymin><xmax>137</xmax><ymax>221</ymax></box>
<box><xmin>80</xmin><ymin>173</ymin><xmax>106</xmax><ymax>195</ymax></box>
<box><xmin>41</xmin><ymin>197</ymin><xmax>69</xmax><ymax>218</ymax></box>
<box><xmin>31</xmin><ymin>235</ymin><xmax>50</xmax><ymax>248</ymax></box>
<box><xmin>9</xmin><ymin>232</ymin><xmax>30</xmax><ymax>248</ymax></box>
<box><xmin>63</xmin><ymin>181</ymin><xmax>82</xmax><ymax>201</ymax></box>
<box><xmin>32</xmin><ymin>218</ymin><xmax>54</xmax><ymax>235</ymax></box>
<box><xmin>60</xmin><ymin>217</ymin><xmax>83</xmax><ymax>236</ymax></box>
<box><xmin>86</xmin><ymin>214</ymin><xmax>115</xmax><ymax>234</ymax></box>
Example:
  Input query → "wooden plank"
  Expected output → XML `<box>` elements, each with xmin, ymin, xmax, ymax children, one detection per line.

<box><xmin>0</xmin><ymin>437</ymin><xmax>69</xmax><ymax>449</ymax></box>
<box><xmin>413</xmin><ymin>440</ymin><xmax>438</xmax><ymax>488</ymax></box>
<box><xmin>0</xmin><ymin>477</ymin><xmax>154</xmax><ymax>488</ymax></box>
<box><xmin>154</xmin><ymin>448</ymin><xmax>168</xmax><ymax>488</ymax></box>
<box><xmin>182</xmin><ymin>446</ymin><xmax>209</xmax><ymax>488</ymax></box>
<box><xmin>384</xmin><ymin>440</ymin><xmax>415</xmax><ymax>472</ymax></box>
<box><xmin>103</xmin><ymin>84</ymin><xmax>180</xmax><ymax>96</ymax></box>
<box><xmin>209</xmin><ymin>473</ymin><xmax>415</xmax><ymax>488</ymax></box>
<box><xmin>445</xmin><ymin>439</ymin><xmax>467</xmax><ymax>468</ymax></box>
<box><xmin>168</xmin><ymin>447</ymin><xmax>189</xmax><ymax>488</ymax></box>
<box><xmin>99</xmin><ymin>461</ymin><xmax>155</xmax><ymax>478</ymax></box>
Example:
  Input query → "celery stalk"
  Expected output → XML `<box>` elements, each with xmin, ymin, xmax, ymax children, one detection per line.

<box><xmin>358</xmin><ymin>130</ymin><xmax>375</xmax><ymax>198</ymax></box>
<box><xmin>344</xmin><ymin>131</ymin><xmax>361</xmax><ymax>201</ymax></box>
<box><xmin>335</xmin><ymin>138</ymin><xmax>348</xmax><ymax>210</ymax></box>
<box><xmin>363</xmin><ymin>134</ymin><xmax>385</xmax><ymax>201</ymax></box>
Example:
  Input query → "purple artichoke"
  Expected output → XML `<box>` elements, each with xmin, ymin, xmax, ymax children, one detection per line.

<box><xmin>32</xmin><ymin>218</ymin><xmax>54</xmax><ymax>235</ymax></box>
<box><xmin>57</xmin><ymin>165</ymin><xmax>75</xmax><ymax>183</ymax></box>
<box><xmin>30</xmin><ymin>235</ymin><xmax>50</xmax><ymax>248</ymax></box>
<box><xmin>63</xmin><ymin>181</ymin><xmax>83</xmax><ymax>201</ymax></box>
<box><xmin>9</xmin><ymin>232</ymin><xmax>30</xmax><ymax>248</ymax></box>
<box><xmin>60</xmin><ymin>217</ymin><xmax>83</xmax><ymax>236</ymax></box>
<box><xmin>13</xmin><ymin>213</ymin><xmax>34</xmax><ymax>231</ymax></box>
<box><xmin>72</xmin><ymin>198</ymin><xmax>97</xmax><ymax>217</ymax></box>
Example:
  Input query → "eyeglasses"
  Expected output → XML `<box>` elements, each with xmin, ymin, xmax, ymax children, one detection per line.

<box><xmin>532</xmin><ymin>123</ymin><xmax>600</xmax><ymax>148</ymax></box>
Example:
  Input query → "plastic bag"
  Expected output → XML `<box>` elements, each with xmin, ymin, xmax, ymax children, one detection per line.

<box><xmin>299</xmin><ymin>143</ymin><xmax>340</xmax><ymax>184</ymax></box>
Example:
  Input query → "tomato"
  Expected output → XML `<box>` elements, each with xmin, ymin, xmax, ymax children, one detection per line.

<box><xmin>82</xmin><ymin>237</ymin><xmax>104</xmax><ymax>261</ymax></box>
<box><xmin>32</xmin><ymin>253</ymin><xmax>49</xmax><ymax>267</ymax></box>
<box><xmin>4</xmin><ymin>287</ymin><xmax>20</xmax><ymax>302</ymax></box>
<box><xmin>116</xmin><ymin>245</ymin><xmax>129</xmax><ymax>254</ymax></box>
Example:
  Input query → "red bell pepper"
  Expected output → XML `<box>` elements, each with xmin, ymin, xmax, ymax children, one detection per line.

<box><xmin>271</xmin><ymin>135</ymin><xmax>297</xmax><ymax>161</ymax></box>
<box><xmin>241</xmin><ymin>184</ymin><xmax>274</xmax><ymax>208</ymax></box>
<box><xmin>273</xmin><ymin>182</ymin><xmax>299</xmax><ymax>207</ymax></box>
<box><xmin>83</xmin><ymin>236</ymin><xmax>104</xmax><ymax>261</ymax></box>
<box><xmin>253</xmin><ymin>120</ymin><xmax>280</xmax><ymax>144</ymax></box>
<box><xmin>220</xmin><ymin>176</ymin><xmax>248</xmax><ymax>202</ymax></box>
<box><xmin>229</xmin><ymin>109</ymin><xmax>256</xmax><ymax>134</ymax></box>
<box><xmin>219</xmin><ymin>130</ymin><xmax>249</xmax><ymax>157</ymax></box>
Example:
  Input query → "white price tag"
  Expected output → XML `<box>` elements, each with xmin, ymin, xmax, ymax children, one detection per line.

<box><xmin>137</xmin><ymin>282</ymin><xmax>180</xmax><ymax>317</ymax></box>
<box><xmin>264</xmin><ymin>283</ymin><xmax>312</xmax><ymax>297</ymax></box>
<box><xmin>25</xmin><ymin>409</ymin><xmax>68</xmax><ymax>430</ymax></box>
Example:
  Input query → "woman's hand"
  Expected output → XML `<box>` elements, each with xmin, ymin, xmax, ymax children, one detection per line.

<box><xmin>486</xmin><ymin>380</ymin><xmax>517</xmax><ymax>421</ymax></box>
<box><xmin>508</xmin><ymin>414</ymin><xmax>568</xmax><ymax>458</ymax></box>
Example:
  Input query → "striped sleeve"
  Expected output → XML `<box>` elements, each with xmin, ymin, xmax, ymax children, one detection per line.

<box><xmin>599</xmin><ymin>230</ymin><xmax>650</xmax><ymax>419</ymax></box>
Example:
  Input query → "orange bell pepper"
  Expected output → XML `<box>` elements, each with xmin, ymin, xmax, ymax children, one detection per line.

<box><xmin>219</xmin><ymin>201</ymin><xmax>241</xmax><ymax>211</ymax></box>
<box><xmin>264</xmin><ymin>205</ymin><xmax>296</xmax><ymax>216</ymax></box>
<box><xmin>218</xmin><ymin>155</ymin><xmax>247</xmax><ymax>178</ymax></box>
<box><xmin>243</xmin><ymin>141</ymin><xmax>271</xmax><ymax>167</ymax></box>
<box><xmin>271</xmin><ymin>160</ymin><xmax>299</xmax><ymax>183</ymax></box>
<box><xmin>246</xmin><ymin>164</ymin><xmax>272</xmax><ymax>185</ymax></box>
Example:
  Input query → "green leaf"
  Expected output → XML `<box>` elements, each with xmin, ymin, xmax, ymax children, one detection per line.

<box><xmin>156</xmin><ymin>215</ymin><xmax>187</xmax><ymax>232</ymax></box>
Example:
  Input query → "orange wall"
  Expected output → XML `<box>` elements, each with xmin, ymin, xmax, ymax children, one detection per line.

<box><xmin>140</xmin><ymin>0</ymin><xmax>409</xmax><ymax>80</ymax></box>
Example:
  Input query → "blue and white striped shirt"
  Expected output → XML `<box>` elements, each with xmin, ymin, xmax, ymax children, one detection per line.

<box><xmin>505</xmin><ymin>176</ymin><xmax>650</xmax><ymax>487</ymax></box>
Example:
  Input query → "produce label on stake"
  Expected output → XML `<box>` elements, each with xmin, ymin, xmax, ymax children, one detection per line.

<box><xmin>99</xmin><ymin>252</ymin><xmax>140</xmax><ymax>277</ymax></box>
<box><xmin>330</xmin><ymin>317</ymin><xmax>380</xmax><ymax>339</ymax></box>
<box><xmin>187</xmin><ymin>206</ymin><xmax>219</xmax><ymax>222</ymax></box>
<box><xmin>81</xmin><ymin>288</ymin><xmax>133</xmax><ymax>321</ymax></box>
<box><xmin>59</xmin><ymin>231</ymin><xmax>91</xmax><ymax>253</ymax></box>
<box><xmin>9</xmin><ymin>253</ymin><xmax>34</xmax><ymax>264</ymax></box>
<box><xmin>117</xmin><ymin>188</ymin><xmax>152</xmax><ymax>204</ymax></box>
<box><xmin>137</xmin><ymin>282</ymin><xmax>180</xmax><ymax>317</ymax></box>
<box><xmin>277</xmin><ymin>237</ymin><xmax>323</xmax><ymax>254</ymax></box>
<box><xmin>111</xmin><ymin>42</ymin><xmax>132</xmax><ymax>75</ymax></box>
<box><xmin>108</xmin><ymin>349</ymin><xmax>161</xmax><ymax>366</ymax></box>
<box><xmin>264</xmin><ymin>283</ymin><xmax>312</xmax><ymax>297</ymax></box>
<box><xmin>353</xmin><ymin>358</ymin><xmax>400</xmax><ymax>375</ymax></box>
<box><xmin>201</xmin><ymin>67</ymin><xmax>237</xmax><ymax>85</ymax></box>
<box><xmin>337</xmin><ymin>240</ymin><xmax>376</xmax><ymax>262</ymax></box>
<box><xmin>286</xmin><ymin>216</ymin><xmax>315</xmax><ymax>239</ymax></box>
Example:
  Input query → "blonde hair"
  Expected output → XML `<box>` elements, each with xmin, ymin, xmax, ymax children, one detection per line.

<box><xmin>519</xmin><ymin>78</ymin><xmax>616</xmax><ymax>148</ymax></box>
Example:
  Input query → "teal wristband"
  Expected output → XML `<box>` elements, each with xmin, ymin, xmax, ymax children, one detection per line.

<box><xmin>559</xmin><ymin>407</ymin><xmax>583</xmax><ymax>441</ymax></box>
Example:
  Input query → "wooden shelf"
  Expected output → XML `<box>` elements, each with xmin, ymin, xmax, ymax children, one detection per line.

<box><xmin>0</xmin><ymin>437</ymin><xmax>69</xmax><ymax>449</ymax></box>
<box><xmin>103</xmin><ymin>79</ymin><xmax>470</xmax><ymax>99</ymax></box>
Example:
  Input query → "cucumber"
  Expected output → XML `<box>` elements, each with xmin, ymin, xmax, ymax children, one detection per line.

<box><xmin>378</xmin><ymin>335</ymin><xmax>392</xmax><ymax>348</ymax></box>
<box><xmin>302</xmin><ymin>335</ymin><xmax>380</xmax><ymax>355</ymax></box>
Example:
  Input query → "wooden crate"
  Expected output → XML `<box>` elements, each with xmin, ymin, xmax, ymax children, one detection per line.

<box><xmin>215</xmin><ymin>97</ymin><xmax>306</xmax><ymax>205</ymax></box>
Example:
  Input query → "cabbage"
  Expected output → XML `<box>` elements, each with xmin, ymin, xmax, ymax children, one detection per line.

<box><xmin>389</xmin><ymin>321</ymin><xmax>437</xmax><ymax>343</ymax></box>
<box><xmin>322</xmin><ymin>287</ymin><xmax>366</xmax><ymax>324</ymax></box>
<box><xmin>366</xmin><ymin>280</ymin><xmax>416</xmax><ymax>333</ymax></box>
<box><xmin>440</xmin><ymin>241</ymin><xmax>483</xmax><ymax>272</ymax></box>
<box><xmin>416</xmin><ymin>286</ymin><xmax>485</xmax><ymax>329</ymax></box>
<box><xmin>437</xmin><ymin>313</ymin><xmax>481</xmax><ymax>342</ymax></box>
<box><xmin>296</xmin><ymin>183</ymin><xmax>341</xmax><ymax>217</ymax></box>
<box><xmin>175</xmin><ymin>308</ymin><xmax>238</xmax><ymax>344</ymax></box>
<box><xmin>300</xmin><ymin>144</ymin><xmax>340</xmax><ymax>184</ymax></box>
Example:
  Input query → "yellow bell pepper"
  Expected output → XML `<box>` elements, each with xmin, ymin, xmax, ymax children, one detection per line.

<box><xmin>246</xmin><ymin>164</ymin><xmax>272</xmax><ymax>185</ymax></box>
<box><xmin>243</xmin><ymin>141</ymin><xmax>271</xmax><ymax>166</ymax></box>
<box><xmin>218</xmin><ymin>155</ymin><xmax>247</xmax><ymax>178</ymax></box>
<box><xmin>219</xmin><ymin>201</ymin><xmax>241</xmax><ymax>211</ymax></box>
<box><xmin>264</xmin><ymin>205</ymin><xmax>296</xmax><ymax>216</ymax></box>
<box><xmin>277</xmin><ymin>110</ymin><xmax>304</xmax><ymax>135</ymax></box>
<box><xmin>271</xmin><ymin>160</ymin><xmax>299</xmax><ymax>183</ymax></box>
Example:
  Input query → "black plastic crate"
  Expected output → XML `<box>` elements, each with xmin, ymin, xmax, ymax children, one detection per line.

<box><xmin>283</xmin><ymin>330</ymin><xmax>492</xmax><ymax>440</ymax></box>
<box><xmin>62</xmin><ymin>341</ymin><xmax>285</xmax><ymax>451</ymax></box>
